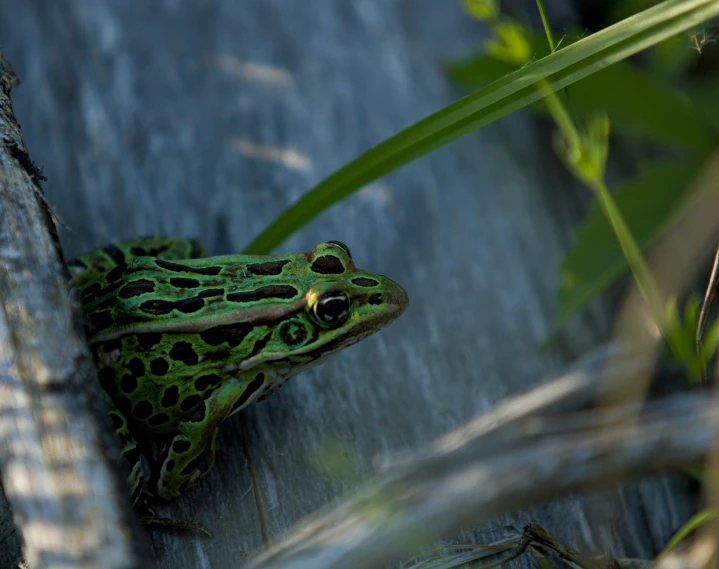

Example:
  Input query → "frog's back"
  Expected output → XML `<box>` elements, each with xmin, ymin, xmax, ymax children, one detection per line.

<box><xmin>69</xmin><ymin>236</ymin><xmax>205</xmax><ymax>288</ymax></box>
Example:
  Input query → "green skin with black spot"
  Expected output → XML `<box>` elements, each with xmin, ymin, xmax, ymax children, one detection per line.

<box><xmin>69</xmin><ymin>237</ymin><xmax>408</xmax><ymax>501</ymax></box>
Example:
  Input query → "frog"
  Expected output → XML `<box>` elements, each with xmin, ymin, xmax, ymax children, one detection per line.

<box><xmin>68</xmin><ymin>237</ymin><xmax>408</xmax><ymax>502</ymax></box>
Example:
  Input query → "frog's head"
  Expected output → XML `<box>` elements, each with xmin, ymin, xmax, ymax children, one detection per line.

<box><xmin>240</xmin><ymin>241</ymin><xmax>408</xmax><ymax>375</ymax></box>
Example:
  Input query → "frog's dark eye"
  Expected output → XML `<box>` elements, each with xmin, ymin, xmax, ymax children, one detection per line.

<box><xmin>312</xmin><ymin>291</ymin><xmax>350</xmax><ymax>328</ymax></box>
<box><xmin>326</xmin><ymin>241</ymin><xmax>351</xmax><ymax>259</ymax></box>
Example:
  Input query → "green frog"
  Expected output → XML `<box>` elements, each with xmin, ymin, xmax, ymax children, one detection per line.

<box><xmin>69</xmin><ymin>237</ymin><xmax>408</xmax><ymax>502</ymax></box>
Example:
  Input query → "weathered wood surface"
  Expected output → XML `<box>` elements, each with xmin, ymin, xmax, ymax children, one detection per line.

<box><xmin>0</xmin><ymin>1</ymin><xmax>696</xmax><ymax>568</ymax></box>
<box><xmin>0</xmin><ymin>58</ymin><xmax>150</xmax><ymax>569</ymax></box>
<box><xmin>246</xmin><ymin>380</ymin><xmax>716</xmax><ymax>569</ymax></box>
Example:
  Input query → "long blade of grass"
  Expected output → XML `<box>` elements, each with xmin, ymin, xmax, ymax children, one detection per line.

<box><xmin>447</xmin><ymin>49</ymin><xmax>717</xmax><ymax>152</ymax></box>
<box><xmin>656</xmin><ymin>508</ymin><xmax>717</xmax><ymax>560</ymax></box>
<box><xmin>244</xmin><ymin>0</ymin><xmax>719</xmax><ymax>253</ymax></box>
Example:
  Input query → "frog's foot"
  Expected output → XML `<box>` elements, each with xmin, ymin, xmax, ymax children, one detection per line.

<box><xmin>140</xmin><ymin>515</ymin><xmax>214</xmax><ymax>538</ymax></box>
<box><xmin>135</xmin><ymin>497</ymin><xmax>213</xmax><ymax>537</ymax></box>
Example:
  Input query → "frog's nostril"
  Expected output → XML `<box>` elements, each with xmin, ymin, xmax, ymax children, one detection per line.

<box><xmin>369</xmin><ymin>293</ymin><xmax>383</xmax><ymax>305</ymax></box>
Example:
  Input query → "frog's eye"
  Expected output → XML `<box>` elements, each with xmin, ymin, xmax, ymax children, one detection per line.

<box><xmin>326</xmin><ymin>241</ymin><xmax>352</xmax><ymax>259</ymax></box>
<box><xmin>312</xmin><ymin>291</ymin><xmax>350</xmax><ymax>328</ymax></box>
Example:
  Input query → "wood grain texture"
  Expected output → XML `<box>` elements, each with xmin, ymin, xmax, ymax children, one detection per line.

<box><xmin>0</xmin><ymin>56</ymin><xmax>149</xmax><ymax>569</ymax></box>
<box><xmin>246</xmin><ymin>383</ymin><xmax>716</xmax><ymax>569</ymax></box>
<box><xmin>0</xmin><ymin>0</ymin><xmax>696</xmax><ymax>568</ymax></box>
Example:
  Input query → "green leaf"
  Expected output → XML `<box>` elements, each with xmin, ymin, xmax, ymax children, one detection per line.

<box><xmin>484</xmin><ymin>18</ymin><xmax>533</xmax><ymax>64</ymax></box>
<box><xmin>445</xmin><ymin>32</ymin><xmax>566</xmax><ymax>87</ymax></box>
<box><xmin>664</xmin><ymin>295</ymin><xmax>705</xmax><ymax>381</ymax></box>
<box><xmin>244</xmin><ymin>0</ymin><xmax>719</xmax><ymax>254</ymax></box>
<box><xmin>647</xmin><ymin>35</ymin><xmax>698</xmax><ymax>78</ymax></box>
<box><xmin>447</xmin><ymin>40</ymin><xmax>716</xmax><ymax>152</ymax></box>
<box><xmin>562</xmin><ymin>60</ymin><xmax>715</xmax><ymax>151</ymax></box>
<box><xmin>608</xmin><ymin>0</ymin><xmax>664</xmax><ymax>24</ymax></box>
<box><xmin>445</xmin><ymin>53</ymin><xmax>519</xmax><ymax>89</ymax></box>
<box><xmin>462</xmin><ymin>0</ymin><xmax>499</xmax><ymax>21</ymax></box>
<box><xmin>533</xmin><ymin>553</ymin><xmax>554</xmax><ymax>569</ymax></box>
<box><xmin>687</xmin><ymin>76</ymin><xmax>719</xmax><ymax>132</ymax></box>
<box><xmin>552</xmin><ymin>160</ymin><xmax>700</xmax><ymax>333</ymax></box>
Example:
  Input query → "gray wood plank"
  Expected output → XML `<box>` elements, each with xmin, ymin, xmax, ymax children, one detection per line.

<box><xmin>244</xmin><ymin>384</ymin><xmax>714</xmax><ymax>569</ymax></box>
<box><xmin>0</xmin><ymin>57</ymin><xmax>149</xmax><ymax>569</ymax></box>
<box><xmin>0</xmin><ymin>0</ymin><xmax>695</xmax><ymax>567</ymax></box>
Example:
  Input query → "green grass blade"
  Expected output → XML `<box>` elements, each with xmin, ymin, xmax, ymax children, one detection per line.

<box><xmin>448</xmin><ymin>52</ymin><xmax>716</xmax><ymax>152</ymax></box>
<box><xmin>688</xmin><ymin>77</ymin><xmax>719</xmax><ymax>132</ymax></box>
<box><xmin>657</xmin><ymin>508</ymin><xmax>716</xmax><ymax>559</ymax></box>
<box><xmin>533</xmin><ymin>553</ymin><xmax>554</xmax><ymax>569</ymax></box>
<box><xmin>244</xmin><ymin>0</ymin><xmax>719</xmax><ymax>253</ymax></box>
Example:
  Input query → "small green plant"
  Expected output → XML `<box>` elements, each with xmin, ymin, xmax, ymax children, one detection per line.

<box><xmin>666</xmin><ymin>295</ymin><xmax>719</xmax><ymax>382</ymax></box>
<box><xmin>448</xmin><ymin>0</ymin><xmax>719</xmax><ymax>344</ymax></box>
<box><xmin>448</xmin><ymin>0</ymin><xmax>719</xmax><ymax>381</ymax></box>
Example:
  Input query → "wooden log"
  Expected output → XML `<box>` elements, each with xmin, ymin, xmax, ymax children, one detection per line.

<box><xmin>0</xmin><ymin>55</ymin><xmax>149</xmax><ymax>569</ymax></box>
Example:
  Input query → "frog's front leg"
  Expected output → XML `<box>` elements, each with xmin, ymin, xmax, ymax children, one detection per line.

<box><xmin>149</xmin><ymin>373</ymin><xmax>267</xmax><ymax>500</ymax></box>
